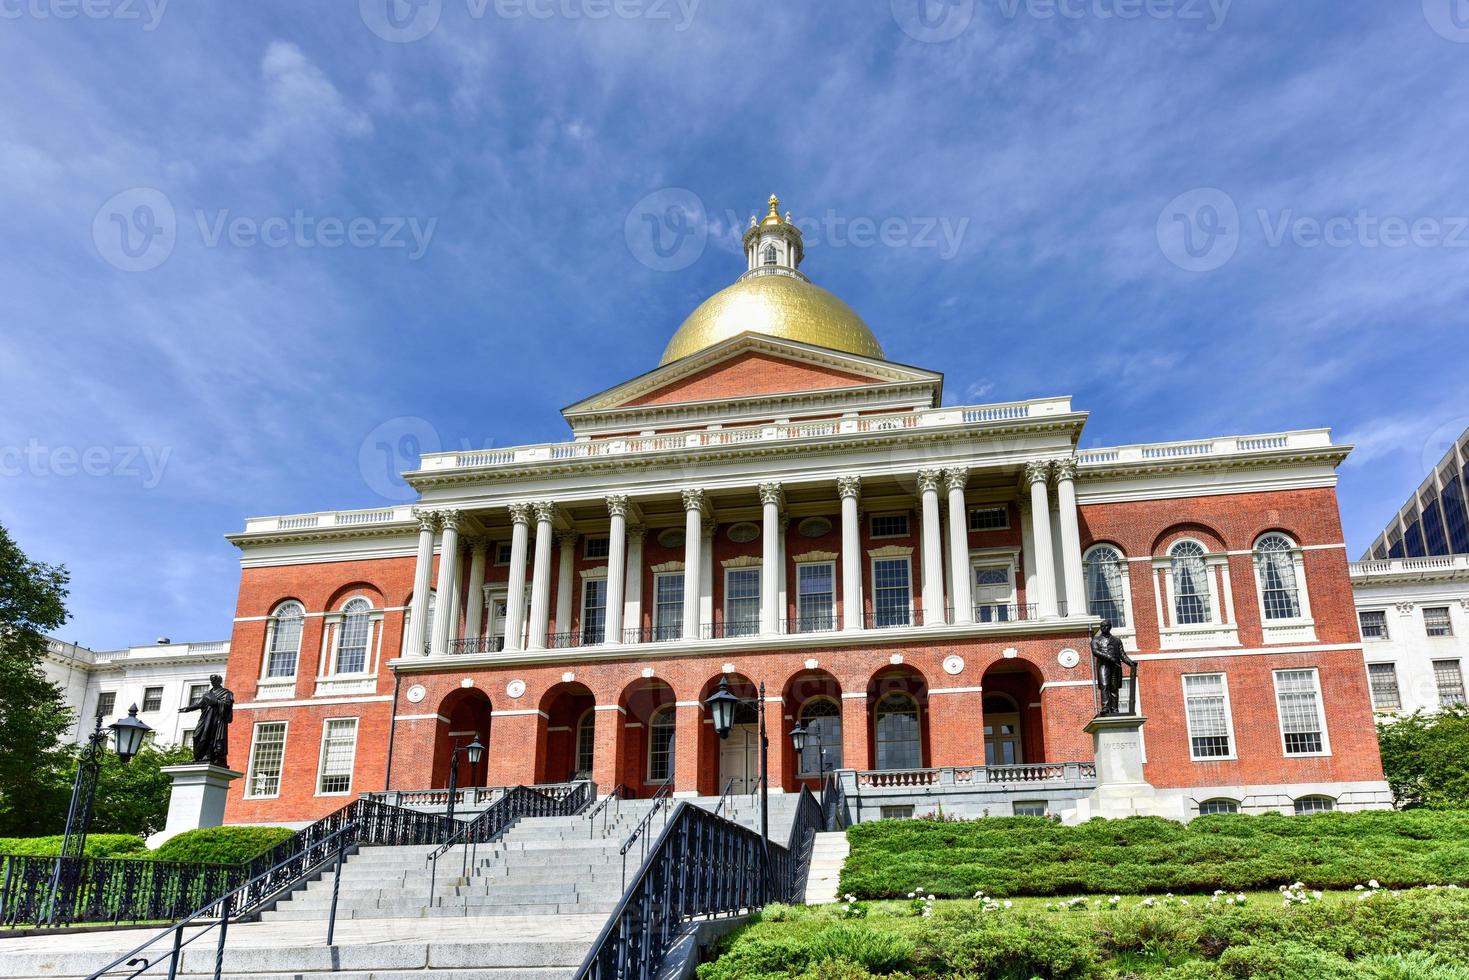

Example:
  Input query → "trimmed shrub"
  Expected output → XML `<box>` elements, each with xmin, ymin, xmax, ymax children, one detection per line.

<box><xmin>152</xmin><ymin>826</ymin><xmax>295</xmax><ymax>865</ymax></box>
<box><xmin>0</xmin><ymin>834</ymin><xmax>149</xmax><ymax>858</ymax></box>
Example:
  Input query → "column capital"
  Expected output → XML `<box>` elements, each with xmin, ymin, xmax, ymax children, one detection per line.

<box><xmin>464</xmin><ymin>534</ymin><xmax>489</xmax><ymax>552</ymax></box>
<box><xmin>1023</xmin><ymin>460</ymin><xmax>1052</xmax><ymax>487</ymax></box>
<box><xmin>1052</xmin><ymin>457</ymin><xmax>1078</xmax><ymax>483</ymax></box>
<box><xmin>627</xmin><ymin>523</ymin><xmax>647</xmax><ymax>541</ymax></box>
<box><xmin>836</xmin><ymin>475</ymin><xmax>862</xmax><ymax>500</ymax></box>
<box><xmin>438</xmin><ymin>509</ymin><xmax>464</xmax><ymax>533</ymax></box>
<box><xmin>681</xmin><ymin>488</ymin><xmax>708</xmax><ymax>514</ymax></box>
<box><xmin>701</xmin><ymin>517</ymin><xmax>718</xmax><ymax>539</ymax></box>
<box><xmin>942</xmin><ymin>466</ymin><xmax>970</xmax><ymax>493</ymax></box>
<box><xmin>757</xmin><ymin>482</ymin><xmax>785</xmax><ymax>508</ymax></box>
<box><xmin>532</xmin><ymin>501</ymin><xmax>557</xmax><ymax>525</ymax></box>
<box><xmin>413</xmin><ymin>507</ymin><xmax>440</xmax><ymax>533</ymax></box>
<box><xmin>554</xmin><ymin>528</ymin><xmax>578</xmax><ymax>548</ymax></box>
<box><xmin>605</xmin><ymin>494</ymin><xmax>630</xmax><ymax>518</ymax></box>
<box><xmin>508</xmin><ymin>502</ymin><xmax>535</xmax><ymax>527</ymax></box>
<box><xmin>916</xmin><ymin>469</ymin><xmax>943</xmax><ymax>494</ymax></box>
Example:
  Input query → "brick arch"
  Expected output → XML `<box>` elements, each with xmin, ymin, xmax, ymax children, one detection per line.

<box><xmin>536</xmin><ymin>681</ymin><xmax>597</xmax><ymax>784</ymax></box>
<box><xmin>866</xmin><ymin>664</ymin><xmax>930</xmax><ymax>771</ymax></box>
<box><xmin>981</xmin><ymin>657</ymin><xmax>1048</xmax><ymax>765</ymax></box>
<box><xmin>617</xmin><ymin>676</ymin><xmax>677</xmax><ymax>795</ymax></box>
<box><xmin>325</xmin><ymin>581</ymin><xmax>386</xmax><ymax>610</ymax></box>
<box><xmin>1151</xmin><ymin>522</ymin><xmax>1226</xmax><ymax>556</ymax></box>
<box><xmin>431</xmin><ymin>686</ymin><xmax>493</xmax><ymax>790</ymax></box>
<box><xmin>783</xmin><ymin>668</ymin><xmax>844</xmax><ymax>788</ymax></box>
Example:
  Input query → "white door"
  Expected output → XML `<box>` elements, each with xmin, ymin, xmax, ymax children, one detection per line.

<box><xmin>719</xmin><ymin>723</ymin><xmax>758</xmax><ymax>794</ymax></box>
<box><xmin>973</xmin><ymin>563</ymin><xmax>1017</xmax><ymax>621</ymax></box>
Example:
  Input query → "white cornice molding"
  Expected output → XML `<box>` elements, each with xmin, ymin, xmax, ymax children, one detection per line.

<box><xmin>791</xmin><ymin>550</ymin><xmax>839</xmax><ymax>563</ymax></box>
<box><xmin>867</xmin><ymin>545</ymin><xmax>914</xmax><ymax>558</ymax></box>
<box><xmin>649</xmin><ymin>560</ymin><xmax>685</xmax><ymax>573</ymax></box>
<box><xmin>721</xmin><ymin>555</ymin><xmax>762</xmax><ymax>568</ymax></box>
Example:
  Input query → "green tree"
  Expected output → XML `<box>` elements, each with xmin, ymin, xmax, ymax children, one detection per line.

<box><xmin>1377</xmin><ymin>706</ymin><xmax>1469</xmax><ymax>809</ymax></box>
<box><xmin>0</xmin><ymin>522</ymin><xmax>77</xmax><ymax>835</ymax></box>
<box><xmin>90</xmin><ymin>742</ymin><xmax>194</xmax><ymax>838</ymax></box>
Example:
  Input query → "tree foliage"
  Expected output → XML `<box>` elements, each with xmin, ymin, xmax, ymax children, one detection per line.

<box><xmin>0</xmin><ymin>522</ymin><xmax>77</xmax><ymax>835</ymax></box>
<box><xmin>89</xmin><ymin>742</ymin><xmax>194</xmax><ymax>837</ymax></box>
<box><xmin>1376</xmin><ymin>707</ymin><xmax>1469</xmax><ymax>810</ymax></box>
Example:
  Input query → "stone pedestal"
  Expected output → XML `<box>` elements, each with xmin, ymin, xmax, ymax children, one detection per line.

<box><xmin>1082</xmin><ymin>714</ymin><xmax>1167</xmax><ymax>819</ymax></box>
<box><xmin>147</xmin><ymin>764</ymin><xmax>243</xmax><ymax>848</ymax></box>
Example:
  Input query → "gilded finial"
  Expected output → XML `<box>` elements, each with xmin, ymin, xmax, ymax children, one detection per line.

<box><xmin>749</xmin><ymin>214</ymin><xmax>757</xmax><ymax>228</ymax></box>
<box><xmin>762</xmin><ymin>193</ymin><xmax>784</xmax><ymax>226</ymax></box>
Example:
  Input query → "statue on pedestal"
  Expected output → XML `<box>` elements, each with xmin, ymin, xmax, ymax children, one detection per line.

<box><xmin>181</xmin><ymin>674</ymin><xmax>234</xmax><ymax>767</ymax></box>
<box><xmin>1091</xmin><ymin>621</ymin><xmax>1138</xmax><ymax>716</ymax></box>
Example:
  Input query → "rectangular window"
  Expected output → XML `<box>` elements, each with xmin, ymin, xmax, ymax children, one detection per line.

<box><xmin>724</xmin><ymin>567</ymin><xmax>761</xmax><ymax>637</ymax></box>
<box><xmin>181</xmin><ymin>729</ymin><xmax>193</xmax><ymax>746</ymax></box>
<box><xmin>581</xmin><ymin>578</ymin><xmax>607</xmax><ymax>644</ymax></box>
<box><xmin>1367</xmin><ymin>663</ymin><xmax>1402</xmax><ymax>711</ymax></box>
<box><xmin>648</xmin><ymin>709</ymin><xmax>675</xmax><ymax>783</ymax></box>
<box><xmin>584</xmin><ymin>536</ymin><xmax>610</xmax><ymax>559</ymax></box>
<box><xmin>246</xmin><ymin>722</ymin><xmax>288</xmax><ymax>798</ymax></box>
<box><xmin>142</xmin><ymin>687</ymin><xmax>164</xmax><ymax>712</ymax></box>
<box><xmin>1433</xmin><ymin>659</ymin><xmax>1466</xmax><ymax>707</ymax></box>
<box><xmin>870</xmin><ymin>514</ymin><xmax>909</xmax><ymax>538</ymax></box>
<box><xmin>1274</xmin><ymin>669</ymin><xmax>1327</xmax><ymax>756</ymax></box>
<box><xmin>879</xmin><ymin>805</ymin><xmax>914</xmax><ymax>821</ymax></box>
<box><xmin>1198</xmin><ymin>799</ymin><xmax>1239</xmax><ymax>815</ymax></box>
<box><xmin>1012</xmin><ymin>801</ymin><xmax>1048</xmax><ymax>818</ymax></box>
<box><xmin>795</xmin><ymin>562</ymin><xmax>836</xmax><ymax>632</ymax></box>
<box><xmin>95</xmin><ymin>691</ymin><xmax>116</xmax><ymax>719</ymax></box>
<box><xmin>1183</xmin><ymin>673</ymin><xmax>1233</xmax><ymax>759</ymax></box>
<box><xmin>336</xmin><ymin>612</ymin><xmax>371</xmax><ymax>674</ymax></box>
<box><xmin>872</xmin><ymin>557</ymin><xmax>912</xmax><ymax>627</ymax></box>
<box><xmin>973</xmin><ymin>564</ymin><xmax>1015</xmax><ymax>622</ymax></box>
<box><xmin>969</xmin><ymin>506</ymin><xmax>1009</xmax><ymax>531</ymax></box>
<box><xmin>495</xmin><ymin>543</ymin><xmax>513</xmax><ymax>565</ymax></box>
<box><xmin>185</xmin><ymin>683</ymin><xmax>209</xmax><ymax>707</ymax></box>
<box><xmin>1425</xmin><ymin>606</ymin><xmax>1454</xmax><ymax>637</ymax></box>
<box><xmin>653</xmin><ymin>572</ymin><xmax>684</xmax><ymax>641</ymax></box>
<box><xmin>1358</xmin><ymin>610</ymin><xmax>1389</xmax><ymax>640</ymax></box>
<box><xmin>316</xmin><ymin>718</ymin><xmax>358</xmax><ymax>795</ymax></box>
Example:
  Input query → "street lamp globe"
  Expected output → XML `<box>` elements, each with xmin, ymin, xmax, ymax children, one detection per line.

<box><xmin>466</xmin><ymin>736</ymin><xmax>485</xmax><ymax>766</ymax></box>
<box><xmin>705</xmin><ymin>676</ymin><xmax>739</xmax><ymax>739</ymax></box>
<box><xmin>108</xmin><ymin>704</ymin><xmax>153</xmax><ymax>764</ymax></box>
<box><xmin>789</xmin><ymin>720</ymin><xmax>809</xmax><ymax>755</ymax></box>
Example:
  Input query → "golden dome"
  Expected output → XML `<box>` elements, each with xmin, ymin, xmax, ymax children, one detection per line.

<box><xmin>659</xmin><ymin>273</ymin><xmax>886</xmax><ymax>365</ymax></box>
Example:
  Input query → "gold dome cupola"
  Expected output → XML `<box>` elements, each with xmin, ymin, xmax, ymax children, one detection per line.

<box><xmin>741</xmin><ymin>194</ymin><xmax>806</xmax><ymax>281</ymax></box>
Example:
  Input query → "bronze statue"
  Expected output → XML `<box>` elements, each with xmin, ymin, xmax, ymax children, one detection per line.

<box><xmin>181</xmin><ymin>674</ymin><xmax>235</xmax><ymax>767</ymax></box>
<box><xmin>1091</xmin><ymin>621</ymin><xmax>1138</xmax><ymax>715</ymax></box>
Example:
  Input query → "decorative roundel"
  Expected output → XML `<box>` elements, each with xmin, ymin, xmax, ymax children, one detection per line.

<box><xmin>798</xmin><ymin>516</ymin><xmax>833</xmax><ymax>538</ymax></box>
<box><xmin>727</xmin><ymin>522</ymin><xmax>760</xmax><ymax>544</ymax></box>
<box><xmin>722</xmin><ymin>662</ymin><xmax>736</xmax><ymax>675</ymax></box>
<box><xmin>406</xmin><ymin>684</ymin><xmax>426</xmax><ymax>704</ymax></box>
<box><xmin>506</xmin><ymin>679</ymin><xmax>527</xmax><ymax>699</ymax></box>
<box><xmin>657</xmin><ymin>528</ymin><xmax>686</xmax><ymax>549</ymax></box>
<box><xmin>1002</xmin><ymin>647</ymin><xmax>1019</xmax><ymax>659</ymax></box>
<box><xmin>942</xmin><ymin>655</ymin><xmax>965</xmax><ymax>676</ymax></box>
<box><xmin>460</xmin><ymin>678</ymin><xmax>474</xmax><ymax>688</ymax></box>
<box><xmin>1058</xmin><ymin>648</ymin><xmax>1081</xmax><ymax>669</ymax></box>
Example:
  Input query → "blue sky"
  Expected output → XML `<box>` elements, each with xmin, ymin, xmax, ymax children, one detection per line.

<box><xmin>2</xmin><ymin>0</ymin><xmax>1467</xmax><ymax>648</ymax></box>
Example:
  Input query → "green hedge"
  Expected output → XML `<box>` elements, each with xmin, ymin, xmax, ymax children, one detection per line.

<box><xmin>698</xmin><ymin>889</ymin><xmax>1469</xmax><ymax>979</ymax></box>
<box><xmin>152</xmin><ymin>826</ymin><xmax>296</xmax><ymax>865</ymax></box>
<box><xmin>839</xmin><ymin>810</ymin><xmax>1469</xmax><ymax>899</ymax></box>
<box><xmin>0</xmin><ymin>834</ymin><xmax>150</xmax><ymax>858</ymax></box>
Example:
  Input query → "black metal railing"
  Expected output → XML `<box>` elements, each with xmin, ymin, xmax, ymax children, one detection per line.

<box><xmin>783</xmin><ymin>614</ymin><xmax>838</xmax><ymax>634</ymax></box>
<box><xmin>586</xmin><ymin>784</ymin><xmax>628</xmax><ymax>839</ymax></box>
<box><xmin>1</xmin><ymin>853</ymin><xmax>241</xmax><ymax>929</ymax></box>
<box><xmin>448</xmin><ymin>635</ymin><xmax>506</xmax><ymax>655</ymax></box>
<box><xmin>712</xmin><ymin>778</ymin><xmax>737</xmax><ymax>819</ymax></box>
<box><xmin>820</xmin><ymin>772</ymin><xmax>847</xmax><ymax>830</ymax></box>
<box><xmin>618</xmin><ymin>781</ymin><xmax>672</xmax><ymax>887</ymax></box>
<box><xmin>782</xmin><ymin>785</ymin><xmax>825</xmax><ymax>903</ymax></box>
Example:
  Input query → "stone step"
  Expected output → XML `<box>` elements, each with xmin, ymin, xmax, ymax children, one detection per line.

<box><xmin>260</xmin><ymin>901</ymin><xmax>618</xmax><ymax>920</ymax></box>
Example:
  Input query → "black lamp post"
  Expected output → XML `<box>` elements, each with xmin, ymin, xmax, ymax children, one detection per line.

<box><xmin>444</xmin><ymin>735</ymin><xmax>485</xmax><ymax>824</ymax></box>
<box><xmin>789</xmin><ymin>719</ymin><xmax>827</xmax><ymax>780</ymax></box>
<box><xmin>707</xmin><ymin>676</ymin><xmax>779</xmax><ymax>886</ymax></box>
<box><xmin>47</xmin><ymin>704</ymin><xmax>152</xmax><ymax>923</ymax></box>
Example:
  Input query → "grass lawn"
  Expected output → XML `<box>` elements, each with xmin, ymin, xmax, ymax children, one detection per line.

<box><xmin>697</xmin><ymin>886</ymin><xmax>1469</xmax><ymax>979</ymax></box>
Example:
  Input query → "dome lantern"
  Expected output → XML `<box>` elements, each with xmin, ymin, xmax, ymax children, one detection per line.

<box><xmin>741</xmin><ymin>193</ymin><xmax>805</xmax><ymax>280</ymax></box>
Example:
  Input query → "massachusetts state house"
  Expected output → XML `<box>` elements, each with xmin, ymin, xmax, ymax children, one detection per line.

<box><xmin>223</xmin><ymin>196</ymin><xmax>1390</xmax><ymax>826</ymax></box>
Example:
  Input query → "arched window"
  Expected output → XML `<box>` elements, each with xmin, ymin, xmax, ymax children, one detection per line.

<box><xmin>648</xmin><ymin>706</ymin><xmax>676</xmax><ymax>783</ymax></box>
<box><xmin>336</xmin><ymin>598</ymin><xmax>372</xmax><ymax>674</ymax></box>
<box><xmin>874</xmin><ymin>693</ymin><xmax>921</xmax><ymax>770</ymax></box>
<box><xmin>798</xmin><ymin>698</ymin><xmax>843</xmax><ymax>774</ymax></box>
<box><xmin>575</xmin><ymin>709</ymin><xmax>596</xmax><ymax>779</ymax></box>
<box><xmin>1083</xmin><ymin>545</ymin><xmax>1128</xmax><ymax>627</ymax></box>
<box><xmin>1169</xmin><ymin>541</ymin><xmax>1212</xmax><ymax>625</ymax></box>
<box><xmin>1198</xmin><ymin>798</ymin><xmax>1239</xmax><ymax>816</ymax></box>
<box><xmin>763</xmin><ymin>244</ymin><xmax>778</xmax><ymax>265</ymax></box>
<box><xmin>1292</xmin><ymin>795</ymin><xmax>1334</xmax><ymax>815</ymax></box>
<box><xmin>265</xmin><ymin>602</ymin><xmax>304</xmax><ymax>678</ymax></box>
<box><xmin>401</xmin><ymin>591</ymin><xmax>436</xmax><ymax>656</ymax></box>
<box><xmin>1253</xmin><ymin>533</ymin><xmax>1302</xmax><ymax>620</ymax></box>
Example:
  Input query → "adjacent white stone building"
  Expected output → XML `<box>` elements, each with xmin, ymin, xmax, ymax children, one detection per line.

<box><xmin>1350</xmin><ymin>556</ymin><xmax>1469</xmax><ymax>717</ymax></box>
<box><xmin>43</xmin><ymin>638</ymin><xmax>231</xmax><ymax>747</ymax></box>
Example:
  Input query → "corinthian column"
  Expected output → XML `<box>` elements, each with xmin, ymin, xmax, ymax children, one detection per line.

<box><xmin>1053</xmin><ymin>458</ymin><xmax>1086</xmax><ymax>617</ymax></box>
<box><xmin>759</xmin><ymin>483</ymin><xmax>783</xmax><ymax>634</ymax></box>
<box><xmin>681</xmin><ymin>489</ymin><xmax>705</xmax><ymax>640</ymax></box>
<box><xmin>838</xmin><ymin>476</ymin><xmax>863</xmax><ymax>631</ymax></box>
<box><xmin>406</xmin><ymin>508</ymin><xmax>438</xmax><ymax>656</ymax></box>
<box><xmin>527</xmin><ymin>502</ymin><xmax>556</xmax><ymax>650</ymax></box>
<box><xmin>504</xmin><ymin>504</ymin><xmax>532</xmax><ymax>651</ymax></box>
<box><xmin>944</xmin><ymin>468</ymin><xmax>972</xmax><ymax>625</ymax></box>
<box><xmin>624</xmin><ymin>524</ymin><xmax>645</xmax><ymax>643</ymax></box>
<box><xmin>917</xmin><ymin>469</ymin><xmax>945</xmax><ymax>625</ymax></box>
<box><xmin>430</xmin><ymin>510</ymin><xmax>462</xmax><ymax>656</ymax></box>
<box><xmin>604</xmin><ymin>495</ymin><xmax>628</xmax><ymax>645</ymax></box>
<box><xmin>554</xmin><ymin>530</ymin><xmax>576</xmax><ymax>638</ymax></box>
<box><xmin>1026</xmin><ymin>461</ymin><xmax>1060</xmax><ymax>618</ymax></box>
<box><xmin>463</xmin><ymin>537</ymin><xmax>488</xmax><ymax>640</ymax></box>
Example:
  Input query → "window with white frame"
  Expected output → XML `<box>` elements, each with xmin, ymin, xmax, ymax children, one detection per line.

<box><xmin>798</xmin><ymin>698</ymin><xmax>843</xmax><ymax>774</ymax></box>
<box><xmin>875</xmin><ymin>692</ymin><xmax>921</xmax><ymax>770</ymax></box>
<box><xmin>95</xmin><ymin>691</ymin><xmax>116</xmax><ymax>719</ymax></box>
<box><xmin>972</xmin><ymin>562</ymin><xmax>1015</xmax><ymax>622</ymax></box>
<box><xmin>1168</xmin><ymin>542</ymin><xmax>1213</xmax><ymax>625</ymax></box>
<box><xmin>1013</xmin><ymin>801</ymin><xmax>1047</xmax><ymax>817</ymax></box>
<box><xmin>1293</xmin><ymin>795</ymin><xmax>1334</xmax><ymax>815</ymax></box>
<box><xmin>870</xmin><ymin>514</ymin><xmax>909</xmax><ymax>538</ymax></box>
<box><xmin>1367</xmin><ymin>663</ymin><xmax>1402</xmax><ymax>711</ymax></box>
<box><xmin>584</xmin><ymin>536</ymin><xmax>609</xmax><ymax>559</ymax></box>
<box><xmin>1358</xmin><ymin>610</ymin><xmax>1389</xmax><ymax>640</ymax></box>
<box><xmin>142</xmin><ymin>687</ymin><xmax>164</xmax><ymax>712</ymax></box>
<box><xmin>245</xmin><ymin>722</ymin><xmax>288</xmax><ymax>798</ymax></box>
<box><xmin>1433</xmin><ymin>659</ymin><xmax>1466</xmax><ymax>707</ymax></box>
<box><xmin>763</xmin><ymin>244</ymin><xmax>777</xmax><ymax>265</ymax></box>
<box><xmin>266</xmin><ymin>601</ymin><xmax>305</xmax><ymax>677</ymax></box>
<box><xmin>1198</xmin><ymin>798</ymin><xmax>1239</xmax><ymax>815</ymax></box>
<box><xmin>872</xmin><ymin>557</ymin><xmax>912</xmax><ymax>627</ymax></box>
<box><xmin>1425</xmin><ymin>606</ymin><xmax>1454</xmax><ymax>637</ymax></box>
<box><xmin>1182</xmin><ymin>673</ymin><xmax>1234</xmax><ymax>759</ymax></box>
<box><xmin>581</xmin><ymin>578</ymin><xmax>607</xmax><ymax>644</ymax></box>
<box><xmin>969</xmin><ymin>506</ymin><xmax>1009</xmax><ymax>531</ymax></box>
<box><xmin>335</xmin><ymin>598</ymin><xmax>372</xmax><ymax>674</ymax></box>
<box><xmin>576</xmin><ymin>710</ymin><xmax>596</xmax><ymax>777</ymax></box>
<box><xmin>184</xmin><ymin>683</ymin><xmax>209</xmax><ymax>707</ymax></box>
<box><xmin>653</xmin><ymin>573</ymin><xmax>683</xmax><ymax>641</ymax></box>
<box><xmin>495</xmin><ymin>542</ymin><xmax>513</xmax><ymax>565</ymax></box>
<box><xmin>1274</xmin><ymin>669</ymin><xmax>1328</xmax><ymax>756</ymax></box>
<box><xmin>1253</xmin><ymin>533</ymin><xmax>1304</xmax><ymax>620</ymax></box>
<box><xmin>724</xmin><ymin>567</ymin><xmax>761</xmax><ymax>636</ymax></box>
<box><xmin>648</xmin><ymin>706</ymin><xmax>676</xmax><ymax>782</ymax></box>
<box><xmin>1083</xmin><ymin>545</ymin><xmax>1128</xmax><ymax>627</ymax></box>
<box><xmin>316</xmin><ymin>718</ymin><xmax>358</xmax><ymax>795</ymax></box>
<box><xmin>796</xmin><ymin>562</ymin><xmax>836</xmax><ymax>631</ymax></box>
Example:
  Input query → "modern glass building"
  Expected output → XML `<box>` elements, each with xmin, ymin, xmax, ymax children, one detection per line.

<box><xmin>1362</xmin><ymin>425</ymin><xmax>1469</xmax><ymax>559</ymax></box>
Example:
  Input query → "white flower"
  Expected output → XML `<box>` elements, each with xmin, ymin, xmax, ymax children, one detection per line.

<box><xmin>1354</xmin><ymin>884</ymin><xmax>1365</xmax><ymax>891</ymax></box>
<box><xmin>1368</xmin><ymin>879</ymin><xmax>1380</xmax><ymax>889</ymax></box>
<box><xmin>1312</xmin><ymin>891</ymin><xmax>1323</xmax><ymax>899</ymax></box>
<box><xmin>1003</xmin><ymin>900</ymin><xmax>1012</xmax><ymax>908</ymax></box>
<box><xmin>907</xmin><ymin>892</ymin><xmax>916</xmax><ymax>899</ymax></box>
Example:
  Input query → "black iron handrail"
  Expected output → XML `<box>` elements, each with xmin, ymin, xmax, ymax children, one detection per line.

<box><xmin>782</xmin><ymin>785</ymin><xmax>825</xmax><ymax>903</ymax></box>
<box><xmin>86</xmin><ymin>823</ymin><xmax>358</xmax><ymax>980</ymax></box>
<box><xmin>820</xmin><ymin>772</ymin><xmax>846</xmax><ymax>830</ymax></box>
<box><xmin>618</xmin><ymin>781</ymin><xmax>672</xmax><ymax>887</ymax></box>
<box><xmin>712</xmin><ymin>777</ymin><xmax>737</xmax><ymax>819</ymax></box>
<box><xmin>586</xmin><ymin>784</ymin><xmax>628</xmax><ymax>839</ymax></box>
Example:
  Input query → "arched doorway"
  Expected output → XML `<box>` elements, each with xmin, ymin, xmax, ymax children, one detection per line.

<box><xmin>619</xmin><ymin>677</ymin><xmax>676</xmax><ymax>795</ymax></box>
<box><xmin>867</xmin><ymin>667</ymin><xmax>929</xmax><ymax>771</ymax></box>
<box><xmin>980</xmin><ymin>659</ymin><xmax>1046</xmax><ymax>766</ymax></box>
<box><xmin>698</xmin><ymin>674</ymin><xmax>760</xmax><ymax>796</ymax></box>
<box><xmin>783</xmin><ymin>669</ymin><xmax>844</xmax><ymax>789</ymax></box>
<box><xmin>431</xmin><ymin>687</ymin><xmax>492</xmax><ymax>789</ymax></box>
<box><xmin>537</xmin><ymin>682</ymin><xmax>596</xmax><ymax>783</ymax></box>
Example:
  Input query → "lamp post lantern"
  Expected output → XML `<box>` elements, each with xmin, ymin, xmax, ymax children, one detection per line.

<box><xmin>707</xmin><ymin>676</ymin><xmax>772</xmax><ymax>883</ymax></box>
<box><xmin>445</xmin><ymin>735</ymin><xmax>485</xmax><ymax>824</ymax></box>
